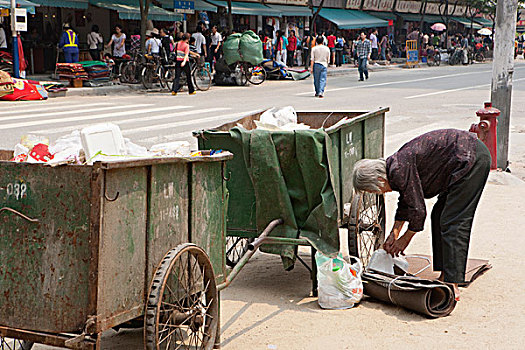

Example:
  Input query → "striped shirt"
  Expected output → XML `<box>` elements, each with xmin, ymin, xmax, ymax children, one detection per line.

<box><xmin>175</xmin><ymin>41</ymin><xmax>189</xmax><ymax>61</ymax></box>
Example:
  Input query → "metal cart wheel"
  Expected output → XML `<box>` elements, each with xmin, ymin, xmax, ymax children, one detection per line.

<box><xmin>348</xmin><ymin>192</ymin><xmax>386</xmax><ymax>267</ymax></box>
<box><xmin>0</xmin><ymin>337</ymin><xmax>33</xmax><ymax>350</ymax></box>
<box><xmin>145</xmin><ymin>243</ymin><xmax>218</xmax><ymax>350</ymax></box>
<box><xmin>225</xmin><ymin>237</ymin><xmax>254</xmax><ymax>268</ymax></box>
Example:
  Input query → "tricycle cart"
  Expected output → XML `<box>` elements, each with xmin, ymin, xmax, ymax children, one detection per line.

<box><xmin>194</xmin><ymin>108</ymin><xmax>389</xmax><ymax>290</ymax></box>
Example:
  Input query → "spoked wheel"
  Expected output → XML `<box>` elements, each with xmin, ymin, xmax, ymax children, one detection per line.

<box><xmin>145</xmin><ymin>243</ymin><xmax>218</xmax><ymax>350</ymax></box>
<box><xmin>245</xmin><ymin>65</ymin><xmax>266</xmax><ymax>85</ymax></box>
<box><xmin>0</xmin><ymin>338</ymin><xmax>33</xmax><ymax>350</ymax></box>
<box><xmin>348</xmin><ymin>192</ymin><xmax>385</xmax><ymax>267</ymax></box>
<box><xmin>225</xmin><ymin>236</ymin><xmax>254</xmax><ymax>268</ymax></box>
<box><xmin>475</xmin><ymin>53</ymin><xmax>485</xmax><ymax>62</ymax></box>
<box><xmin>193</xmin><ymin>67</ymin><xmax>212</xmax><ymax>91</ymax></box>
<box><xmin>435</xmin><ymin>52</ymin><xmax>441</xmax><ymax>66</ymax></box>
<box><xmin>142</xmin><ymin>66</ymin><xmax>155</xmax><ymax>90</ymax></box>
<box><xmin>165</xmin><ymin>68</ymin><xmax>175</xmax><ymax>92</ymax></box>
<box><xmin>157</xmin><ymin>66</ymin><xmax>167</xmax><ymax>90</ymax></box>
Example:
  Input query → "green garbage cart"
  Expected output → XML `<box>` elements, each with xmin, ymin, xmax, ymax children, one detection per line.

<box><xmin>194</xmin><ymin>108</ymin><xmax>389</xmax><ymax>288</ymax></box>
<box><xmin>0</xmin><ymin>153</ymin><xmax>235</xmax><ymax>350</ymax></box>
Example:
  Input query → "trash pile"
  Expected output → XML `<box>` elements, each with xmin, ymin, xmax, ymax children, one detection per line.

<box><xmin>56</xmin><ymin>63</ymin><xmax>88</xmax><ymax>80</ymax></box>
<box><xmin>80</xmin><ymin>61</ymin><xmax>111</xmax><ymax>82</ymax></box>
<box><xmin>0</xmin><ymin>71</ymin><xmax>49</xmax><ymax>101</ymax></box>
<box><xmin>10</xmin><ymin>123</ymin><xmax>221</xmax><ymax>166</ymax></box>
<box><xmin>252</xmin><ymin>106</ymin><xmax>311</xmax><ymax>131</ymax></box>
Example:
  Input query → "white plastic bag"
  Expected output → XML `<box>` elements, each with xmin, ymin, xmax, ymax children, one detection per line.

<box><xmin>367</xmin><ymin>249</ymin><xmax>409</xmax><ymax>274</ymax></box>
<box><xmin>256</xmin><ymin>106</ymin><xmax>306</xmax><ymax>131</ymax></box>
<box><xmin>316</xmin><ymin>252</ymin><xmax>363</xmax><ymax>310</ymax></box>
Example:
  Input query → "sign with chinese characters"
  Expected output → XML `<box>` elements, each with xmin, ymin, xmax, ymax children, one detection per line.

<box><xmin>346</xmin><ymin>0</ymin><xmax>361</xmax><ymax>10</ymax></box>
<box><xmin>174</xmin><ymin>1</ymin><xmax>195</xmax><ymax>14</ymax></box>
<box><xmin>363</xmin><ymin>0</ymin><xmax>394</xmax><ymax>12</ymax></box>
<box><xmin>395</xmin><ymin>1</ymin><xmax>421</xmax><ymax>14</ymax></box>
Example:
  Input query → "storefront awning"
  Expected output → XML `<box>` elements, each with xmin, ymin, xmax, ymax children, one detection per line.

<box><xmin>474</xmin><ymin>17</ymin><xmax>493</xmax><ymax>27</ymax></box>
<box><xmin>157</xmin><ymin>0</ymin><xmax>217</xmax><ymax>12</ymax></box>
<box><xmin>317</xmin><ymin>8</ymin><xmax>388</xmax><ymax>30</ymax></box>
<box><xmin>206</xmin><ymin>1</ymin><xmax>281</xmax><ymax>17</ymax></box>
<box><xmin>0</xmin><ymin>0</ymin><xmax>39</xmax><ymax>14</ymax></box>
<box><xmin>451</xmin><ymin>17</ymin><xmax>482</xmax><ymax>29</ymax></box>
<box><xmin>89</xmin><ymin>0</ymin><xmax>183</xmax><ymax>21</ymax></box>
<box><xmin>265</xmin><ymin>4</ymin><xmax>312</xmax><ymax>17</ymax></box>
<box><xmin>400</xmin><ymin>13</ymin><xmax>443</xmax><ymax>23</ymax></box>
<box><xmin>367</xmin><ymin>11</ymin><xmax>396</xmax><ymax>21</ymax></box>
<box><xmin>30</xmin><ymin>0</ymin><xmax>88</xmax><ymax>9</ymax></box>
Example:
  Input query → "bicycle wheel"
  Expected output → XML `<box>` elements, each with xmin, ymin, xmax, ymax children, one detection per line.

<box><xmin>141</xmin><ymin>66</ymin><xmax>155</xmax><ymax>90</ymax></box>
<box><xmin>193</xmin><ymin>66</ymin><xmax>212</xmax><ymax>91</ymax></box>
<box><xmin>435</xmin><ymin>52</ymin><xmax>441</xmax><ymax>66</ymax></box>
<box><xmin>156</xmin><ymin>65</ymin><xmax>167</xmax><ymax>90</ymax></box>
<box><xmin>0</xmin><ymin>337</ymin><xmax>33</xmax><ymax>350</ymax></box>
<box><xmin>164</xmin><ymin>68</ymin><xmax>175</xmax><ymax>91</ymax></box>
<box><xmin>246</xmin><ymin>64</ymin><xmax>266</xmax><ymax>85</ymax></box>
<box><xmin>475</xmin><ymin>53</ymin><xmax>484</xmax><ymax>62</ymax></box>
<box><xmin>120</xmin><ymin>62</ymin><xmax>137</xmax><ymax>84</ymax></box>
<box><xmin>427</xmin><ymin>56</ymin><xmax>433</xmax><ymax>67</ymax></box>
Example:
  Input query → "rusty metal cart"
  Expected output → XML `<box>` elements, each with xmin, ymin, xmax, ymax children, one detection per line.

<box><xmin>194</xmin><ymin>108</ymin><xmax>389</xmax><ymax>293</ymax></box>
<box><xmin>0</xmin><ymin>153</ymin><xmax>238</xmax><ymax>350</ymax></box>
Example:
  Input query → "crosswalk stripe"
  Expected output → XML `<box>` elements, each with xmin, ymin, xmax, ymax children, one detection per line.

<box><xmin>0</xmin><ymin>105</ymin><xmax>192</xmax><ymax>131</ymax></box>
<box><xmin>0</xmin><ymin>103</ymin><xmax>154</xmax><ymax>122</ymax></box>
<box><xmin>128</xmin><ymin>109</ymin><xmax>262</xmax><ymax>139</ymax></box>
<box><xmin>0</xmin><ymin>102</ymin><xmax>114</xmax><ymax>113</ymax></box>
<box><xmin>30</xmin><ymin>107</ymin><xmax>228</xmax><ymax>135</ymax></box>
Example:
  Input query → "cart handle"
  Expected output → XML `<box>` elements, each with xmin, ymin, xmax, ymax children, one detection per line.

<box><xmin>0</xmin><ymin>207</ymin><xmax>39</xmax><ymax>223</ymax></box>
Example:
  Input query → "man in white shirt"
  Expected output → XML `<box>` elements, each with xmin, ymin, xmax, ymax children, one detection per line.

<box><xmin>309</xmin><ymin>36</ymin><xmax>330</xmax><ymax>98</ymax></box>
<box><xmin>370</xmin><ymin>28</ymin><xmax>378</xmax><ymax>60</ymax></box>
<box><xmin>146</xmin><ymin>30</ymin><xmax>161</xmax><ymax>55</ymax></box>
<box><xmin>208</xmin><ymin>25</ymin><xmax>222</xmax><ymax>69</ymax></box>
<box><xmin>192</xmin><ymin>27</ymin><xmax>207</xmax><ymax>57</ymax></box>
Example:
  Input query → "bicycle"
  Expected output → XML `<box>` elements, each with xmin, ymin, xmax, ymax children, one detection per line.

<box><xmin>120</xmin><ymin>51</ymin><xmax>146</xmax><ymax>84</ymax></box>
<box><xmin>164</xmin><ymin>57</ymin><xmax>212</xmax><ymax>92</ymax></box>
<box><xmin>426</xmin><ymin>47</ymin><xmax>441</xmax><ymax>66</ymax></box>
<box><xmin>448</xmin><ymin>47</ymin><xmax>466</xmax><ymax>66</ymax></box>
<box><xmin>141</xmin><ymin>54</ymin><xmax>166</xmax><ymax>90</ymax></box>
<box><xmin>235</xmin><ymin>61</ymin><xmax>267</xmax><ymax>85</ymax></box>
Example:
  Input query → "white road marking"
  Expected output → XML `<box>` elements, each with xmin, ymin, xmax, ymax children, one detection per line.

<box><xmin>0</xmin><ymin>103</ymin><xmax>153</xmax><ymax>122</ymax></box>
<box><xmin>30</xmin><ymin>107</ymin><xmax>228</xmax><ymax>135</ymax></box>
<box><xmin>133</xmin><ymin>109</ymin><xmax>263</xmax><ymax>141</ymax></box>
<box><xmin>405</xmin><ymin>77</ymin><xmax>525</xmax><ymax>99</ymax></box>
<box><xmin>295</xmin><ymin>69</ymin><xmax>493</xmax><ymax>96</ymax></box>
<box><xmin>0</xmin><ymin>102</ymin><xmax>113</xmax><ymax>113</ymax></box>
<box><xmin>0</xmin><ymin>105</ymin><xmax>191</xmax><ymax>131</ymax></box>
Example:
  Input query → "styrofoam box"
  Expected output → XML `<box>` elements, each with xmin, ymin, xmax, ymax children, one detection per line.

<box><xmin>80</xmin><ymin>123</ymin><xmax>125</xmax><ymax>160</ymax></box>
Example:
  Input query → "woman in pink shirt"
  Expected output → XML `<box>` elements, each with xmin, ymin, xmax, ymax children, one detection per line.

<box><xmin>171</xmin><ymin>33</ymin><xmax>195</xmax><ymax>95</ymax></box>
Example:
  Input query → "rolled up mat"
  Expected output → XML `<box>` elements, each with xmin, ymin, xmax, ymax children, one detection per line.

<box><xmin>362</xmin><ymin>272</ymin><xmax>457</xmax><ymax>318</ymax></box>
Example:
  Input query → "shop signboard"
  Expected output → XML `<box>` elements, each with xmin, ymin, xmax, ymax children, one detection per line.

<box><xmin>395</xmin><ymin>0</ymin><xmax>421</xmax><ymax>14</ymax></box>
<box><xmin>0</xmin><ymin>9</ymin><xmax>9</xmax><ymax>17</ymax></box>
<box><xmin>346</xmin><ymin>0</ymin><xmax>361</xmax><ymax>10</ymax></box>
<box><xmin>174</xmin><ymin>0</ymin><xmax>195</xmax><ymax>14</ymax></box>
<box><xmin>363</xmin><ymin>0</ymin><xmax>394</xmax><ymax>12</ymax></box>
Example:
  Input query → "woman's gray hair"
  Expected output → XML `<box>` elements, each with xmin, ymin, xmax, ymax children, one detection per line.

<box><xmin>351</xmin><ymin>159</ymin><xmax>387</xmax><ymax>192</ymax></box>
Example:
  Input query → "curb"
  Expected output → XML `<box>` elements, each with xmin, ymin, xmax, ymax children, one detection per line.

<box><xmin>64</xmin><ymin>83</ymin><xmax>143</xmax><ymax>97</ymax></box>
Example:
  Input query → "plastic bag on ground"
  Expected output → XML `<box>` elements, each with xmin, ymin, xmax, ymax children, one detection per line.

<box><xmin>316</xmin><ymin>252</ymin><xmax>363</xmax><ymax>309</ymax></box>
<box><xmin>367</xmin><ymin>249</ymin><xmax>409</xmax><ymax>274</ymax></box>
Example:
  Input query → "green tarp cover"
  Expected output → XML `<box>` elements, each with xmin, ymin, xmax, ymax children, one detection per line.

<box><xmin>317</xmin><ymin>8</ymin><xmax>388</xmax><ymax>29</ymax></box>
<box><xmin>30</xmin><ymin>0</ymin><xmax>87</xmax><ymax>9</ymax></box>
<box><xmin>474</xmin><ymin>17</ymin><xmax>493</xmax><ymax>27</ymax></box>
<box><xmin>89</xmin><ymin>0</ymin><xmax>183</xmax><ymax>21</ymax></box>
<box><xmin>223</xmin><ymin>31</ymin><xmax>263</xmax><ymax>65</ymax></box>
<box><xmin>230</xmin><ymin>127</ymin><xmax>339</xmax><ymax>269</ymax></box>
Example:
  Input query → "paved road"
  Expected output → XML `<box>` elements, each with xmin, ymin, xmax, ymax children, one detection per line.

<box><xmin>2</xmin><ymin>62</ymin><xmax>525</xmax><ymax>180</ymax></box>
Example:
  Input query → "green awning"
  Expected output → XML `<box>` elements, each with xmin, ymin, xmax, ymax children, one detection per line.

<box><xmin>265</xmin><ymin>4</ymin><xmax>312</xmax><ymax>17</ymax></box>
<box><xmin>317</xmin><ymin>8</ymin><xmax>388</xmax><ymax>29</ymax></box>
<box><xmin>474</xmin><ymin>17</ymin><xmax>493</xmax><ymax>27</ymax></box>
<box><xmin>400</xmin><ymin>13</ymin><xmax>442</xmax><ymax>23</ymax></box>
<box><xmin>30</xmin><ymin>0</ymin><xmax>87</xmax><ymax>9</ymax></box>
<box><xmin>451</xmin><ymin>17</ymin><xmax>482</xmax><ymax>29</ymax></box>
<box><xmin>89</xmin><ymin>0</ymin><xmax>183</xmax><ymax>21</ymax></box>
<box><xmin>158</xmin><ymin>0</ymin><xmax>216</xmax><ymax>12</ymax></box>
<box><xmin>206</xmin><ymin>1</ymin><xmax>281</xmax><ymax>17</ymax></box>
<box><xmin>0</xmin><ymin>0</ymin><xmax>39</xmax><ymax>14</ymax></box>
<box><xmin>367</xmin><ymin>11</ymin><xmax>397</xmax><ymax>21</ymax></box>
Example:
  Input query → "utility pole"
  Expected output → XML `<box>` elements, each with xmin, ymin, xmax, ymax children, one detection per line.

<box><xmin>490</xmin><ymin>0</ymin><xmax>518</xmax><ymax>170</ymax></box>
<box><xmin>10</xmin><ymin>0</ymin><xmax>19</xmax><ymax>78</ymax></box>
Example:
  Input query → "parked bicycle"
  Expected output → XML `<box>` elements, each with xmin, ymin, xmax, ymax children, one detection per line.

<box><xmin>120</xmin><ymin>51</ymin><xmax>146</xmax><ymax>84</ymax></box>
<box><xmin>448</xmin><ymin>47</ymin><xmax>467</xmax><ymax>66</ymax></box>
<box><xmin>141</xmin><ymin>54</ymin><xmax>166</xmax><ymax>90</ymax></box>
<box><xmin>235</xmin><ymin>61</ymin><xmax>267</xmax><ymax>86</ymax></box>
<box><xmin>164</xmin><ymin>57</ymin><xmax>212</xmax><ymax>92</ymax></box>
<box><xmin>426</xmin><ymin>47</ymin><xmax>441</xmax><ymax>66</ymax></box>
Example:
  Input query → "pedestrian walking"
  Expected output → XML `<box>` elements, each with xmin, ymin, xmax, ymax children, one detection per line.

<box><xmin>192</xmin><ymin>27</ymin><xmax>207</xmax><ymax>58</ymax></box>
<box><xmin>87</xmin><ymin>25</ymin><xmax>103</xmax><ymax>61</ymax></box>
<box><xmin>160</xmin><ymin>28</ymin><xmax>175</xmax><ymax>59</ymax></box>
<box><xmin>379</xmin><ymin>34</ymin><xmax>388</xmax><ymax>61</ymax></box>
<box><xmin>286</xmin><ymin>30</ymin><xmax>297</xmax><ymax>67</ymax></box>
<box><xmin>327</xmin><ymin>31</ymin><xmax>336</xmax><ymax>65</ymax></box>
<box><xmin>310</xmin><ymin>36</ymin><xmax>330</xmax><ymax>98</ymax></box>
<box><xmin>302</xmin><ymin>31</ymin><xmax>313</xmax><ymax>69</ymax></box>
<box><xmin>274</xmin><ymin>31</ymin><xmax>287</xmax><ymax>65</ymax></box>
<box><xmin>106</xmin><ymin>24</ymin><xmax>126</xmax><ymax>58</ymax></box>
<box><xmin>370</xmin><ymin>28</ymin><xmax>378</xmax><ymax>61</ymax></box>
<box><xmin>355</xmin><ymin>32</ymin><xmax>371</xmax><ymax>81</ymax></box>
<box><xmin>171</xmin><ymin>33</ymin><xmax>195</xmax><ymax>96</ymax></box>
<box><xmin>58</xmin><ymin>23</ymin><xmax>79</xmax><ymax>63</ymax></box>
<box><xmin>351</xmin><ymin>129</ymin><xmax>491</xmax><ymax>300</ymax></box>
<box><xmin>208</xmin><ymin>25</ymin><xmax>222</xmax><ymax>69</ymax></box>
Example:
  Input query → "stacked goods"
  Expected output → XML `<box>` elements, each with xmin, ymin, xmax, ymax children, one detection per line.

<box><xmin>79</xmin><ymin>61</ymin><xmax>111</xmax><ymax>82</ymax></box>
<box><xmin>223</xmin><ymin>31</ymin><xmax>264</xmax><ymax>66</ymax></box>
<box><xmin>0</xmin><ymin>71</ymin><xmax>14</xmax><ymax>97</ymax></box>
<box><xmin>56</xmin><ymin>63</ymin><xmax>88</xmax><ymax>80</ymax></box>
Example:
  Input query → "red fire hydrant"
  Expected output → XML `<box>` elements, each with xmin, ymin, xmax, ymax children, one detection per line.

<box><xmin>469</xmin><ymin>102</ymin><xmax>499</xmax><ymax>170</ymax></box>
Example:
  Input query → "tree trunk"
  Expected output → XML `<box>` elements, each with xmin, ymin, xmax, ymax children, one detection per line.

<box><xmin>139</xmin><ymin>0</ymin><xmax>150</xmax><ymax>52</ymax></box>
<box><xmin>227</xmin><ymin>0</ymin><xmax>233</xmax><ymax>32</ymax></box>
<box><xmin>309</xmin><ymin>0</ymin><xmax>326</xmax><ymax>35</ymax></box>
